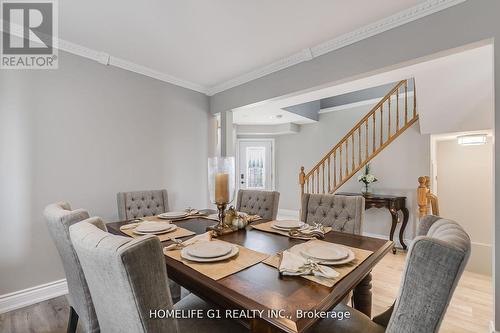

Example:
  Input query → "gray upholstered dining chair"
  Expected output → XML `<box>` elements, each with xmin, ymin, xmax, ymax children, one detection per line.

<box><xmin>43</xmin><ymin>202</ymin><xmax>100</xmax><ymax>333</ymax></box>
<box><xmin>117</xmin><ymin>189</ymin><xmax>186</xmax><ymax>301</ymax></box>
<box><xmin>312</xmin><ymin>215</ymin><xmax>471</xmax><ymax>333</ymax></box>
<box><xmin>300</xmin><ymin>194</ymin><xmax>364</xmax><ymax>235</ymax></box>
<box><xmin>235</xmin><ymin>189</ymin><xmax>280</xmax><ymax>220</ymax></box>
<box><xmin>69</xmin><ymin>220</ymin><xmax>247</xmax><ymax>333</ymax></box>
<box><xmin>117</xmin><ymin>189</ymin><xmax>169</xmax><ymax>220</ymax></box>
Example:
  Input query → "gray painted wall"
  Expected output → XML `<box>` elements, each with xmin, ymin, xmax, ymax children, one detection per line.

<box><xmin>437</xmin><ymin>138</ymin><xmax>493</xmax><ymax>275</ymax></box>
<box><xmin>275</xmin><ymin>105</ymin><xmax>429</xmax><ymax>242</ymax></box>
<box><xmin>212</xmin><ymin>0</ymin><xmax>500</xmax><ymax>327</ymax></box>
<box><xmin>0</xmin><ymin>51</ymin><xmax>210</xmax><ymax>294</ymax></box>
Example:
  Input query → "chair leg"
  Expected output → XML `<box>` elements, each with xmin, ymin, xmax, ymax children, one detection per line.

<box><xmin>67</xmin><ymin>306</ymin><xmax>79</xmax><ymax>333</ymax></box>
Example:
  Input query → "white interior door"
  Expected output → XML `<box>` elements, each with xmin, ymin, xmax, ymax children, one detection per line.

<box><xmin>238</xmin><ymin>140</ymin><xmax>274</xmax><ymax>191</ymax></box>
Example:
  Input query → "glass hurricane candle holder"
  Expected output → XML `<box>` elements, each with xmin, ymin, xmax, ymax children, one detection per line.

<box><xmin>207</xmin><ymin>157</ymin><xmax>235</xmax><ymax>233</ymax></box>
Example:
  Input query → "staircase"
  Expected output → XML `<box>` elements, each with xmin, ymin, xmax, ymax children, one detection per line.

<box><xmin>299</xmin><ymin>79</ymin><xmax>418</xmax><ymax>196</ymax></box>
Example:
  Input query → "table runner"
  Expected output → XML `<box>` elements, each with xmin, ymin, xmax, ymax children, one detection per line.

<box><xmin>120</xmin><ymin>225</ymin><xmax>195</xmax><ymax>242</ymax></box>
<box><xmin>163</xmin><ymin>240</ymin><xmax>269</xmax><ymax>280</ymax></box>
<box><xmin>251</xmin><ymin>220</ymin><xmax>332</xmax><ymax>239</ymax></box>
<box><xmin>263</xmin><ymin>240</ymin><xmax>373</xmax><ymax>287</ymax></box>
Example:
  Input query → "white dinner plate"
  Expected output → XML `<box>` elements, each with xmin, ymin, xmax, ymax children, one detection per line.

<box><xmin>316</xmin><ymin>249</ymin><xmax>355</xmax><ymax>266</ymax></box>
<box><xmin>133</xmin><ymin>224</ymin><xmax>177</xmax><ymax>235</ymax></box>
<box><xmin>186</xmin><ymin>242</ymin><xmax>233</xmax><ymax>258</ymax></box>
<box><xmin>271</xmin><ymin>220</ymin><xmax>305</xmax><ymax>230</ymax></box>
<box><xmin>135</xmin><ymin>221</ymin><xmax>173</xmax><ymax>233</ymax></box>
<box><xmin>301</xmin><ymin>244</ymin><xmax>349</xmax><ymax>261</ymax></box>
<box><xmin>181</xmin><ymin>243</ymin><xmax>239</xmax><ymax>262</ymax></box>
<box><xmin>158</xmin><ymin>211</ymin><xmax>188</xmax><ymax>219</ymax></box>
<box><xmin>271</xmin><ymin>224</ymin><xmax>309</xmax><ymax>232</ymax></box>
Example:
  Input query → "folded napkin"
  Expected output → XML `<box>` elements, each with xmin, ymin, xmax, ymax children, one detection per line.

<box><xmin>246</xmin><ymin>214</ymin><xmax>261</xmax><ymax>222</ymax></box>
<box><xmin>120</xmin><ymin>221</ymin><xmax>144</xmax><ymax>231</ymax></box>
<box><xmin>279</xmin><ymin>251</ymin><xmax>339</xmax><ymax>279</ymax></box>
<box><xmin>288</xmin><ymin>223</ymin><xmax>328</xmax><ymax>239</ymax></box>
<box><xmin>164</xmin><ymin>231</ymin><xmax>214</xmax><ymax>251</ymax></box>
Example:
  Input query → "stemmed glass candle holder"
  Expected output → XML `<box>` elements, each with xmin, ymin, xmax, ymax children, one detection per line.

<box><xmin>207</xmin><ymin>157</ymin><xmax>235</xmax><ymax>234</ymax></box>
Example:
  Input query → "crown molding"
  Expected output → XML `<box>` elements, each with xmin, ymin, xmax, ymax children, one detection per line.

<box><xmin>206</xmin><ymin>0</ymin><xmax>467</xmax><ymax>96</ymax></box>
<box><xmin>57</xmin><ymin>39</ymin><xmax>209</xmax><ymax>94</ymax></box>
<box><xmin>0</xmin><ymin>21</ymin><xmax>209</xmax><ymax>93</ymax></box>
<box><xmin>1</xmin><ymin>0</ymin><xmax>465</xmax><ymax>96</ymax></box>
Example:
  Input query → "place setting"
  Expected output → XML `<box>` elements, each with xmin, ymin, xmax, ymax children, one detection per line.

<box><xmin>119</xmin><ymin>220</ymin><xmax>195</xmax><ymax>242</ymax></box>
<box><xmin>263</xmin><ymin>240</ymin><xmax>373</xmax><ymax>287</ymax></box>
<box><xmin>205</xmin><ymin>209</ymin><xmax>262</xmax><ymax>224</ymax></box>
<box><xmin>252</xmin><ymin>219</ymin><xmax>332</xmax><ymax>239</ymax></box>
<box><xmin>157</xmin><ymin>208</ymin><xmax>214</xmax><ymax>221</ymax></box>
<box><xmin>119</xmin><ymin>208</ymin><xmax>214</xmax><ymax>233</ymax></box>
<box><xmin>163</xmin><ymin>232</ymin><xmax>269</xmax><ymax>281</ymax></box>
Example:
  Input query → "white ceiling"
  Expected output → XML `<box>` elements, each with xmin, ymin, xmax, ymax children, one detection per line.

<box><xmin>59</xmin><ymin>0</ymin><xmax>427</xmax><ymax>91</ymax></box>
<box><xmin>232</xmin><ymin>105</ymin><xmax>315</xmax><ymax>125</ymax></box>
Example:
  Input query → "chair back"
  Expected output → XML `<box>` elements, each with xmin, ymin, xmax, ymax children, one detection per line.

<box><xmin>300</xmin><ymin>194</ymin><xmax>364</xmax><ymax>234</ymax></box>
<box><xmin>386</xmin><ymin>215</ymin><xmax>471</xmax><ymax>333</ymax></box>
<box><xmin>43</xmin><ymin>202</ymin><xmax>100</xmax><ymax>333</ymax></box>
<box><xmin>236</xmin><ymin>189</ymin><xmax>280</xmax><ymax>220</ymax></box>
<box><xmin>69</xmin><ymin>221</ymin><xmax>178</xmax><ymax>333</ymax></box>
<box><xmin>117</xmin><ymin>189</ymin><xmax>169</xmax><ymax>220</ymax></box>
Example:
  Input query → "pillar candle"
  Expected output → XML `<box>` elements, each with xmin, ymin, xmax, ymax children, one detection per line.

<box><xmin>215</xmin><ymin>173</ymin><xmax>229</xmax><ymax>203</ymax></box>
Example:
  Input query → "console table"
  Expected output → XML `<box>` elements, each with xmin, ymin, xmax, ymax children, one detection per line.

<box><xmin>337</xmin><ymin>192</ymin><xmax>409</xmax><ymax>254</ymax></box>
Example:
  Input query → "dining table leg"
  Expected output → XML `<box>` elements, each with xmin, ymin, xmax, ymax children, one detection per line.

<box><xmin>352</xmin><ymin>272</ymin><xmax>372</xmax><ymax>318</ymax></box>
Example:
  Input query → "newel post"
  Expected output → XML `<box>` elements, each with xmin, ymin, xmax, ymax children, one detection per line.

<box><xmin>299</xmin><ymin>166</ymin><xmax>306</xmax><ymax>218</ymax></box>
<box><xmin>417</xmin><ymin>176</ymin><xmax>429</xmax><ymax>218</ymax></box>
<box><xmin>299</xmin><ymin>166</ymin><xmax>305</xmax><ymax>197</ymax></box>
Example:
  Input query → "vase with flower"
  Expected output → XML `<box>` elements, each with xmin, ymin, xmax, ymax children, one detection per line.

<box><xmin>358</xmin><ymin>164</ymin><xmax>377</xmax><ymax>195</ymax></box>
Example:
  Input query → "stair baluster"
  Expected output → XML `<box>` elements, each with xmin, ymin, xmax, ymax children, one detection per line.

<box><xmin>299</xmin><ymin>79</ymin><xmax>419</xmax><ymax>197</ymax></box>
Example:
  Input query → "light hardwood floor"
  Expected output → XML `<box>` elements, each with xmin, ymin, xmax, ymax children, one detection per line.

<box><xmin>0</xmin><ymin>251</ymin><xmax>492</xmax><ymax>333</ymax></box>
<box><xmin>372</xmin><ymin>252</ymin><xmax>493</xmax><ymax>333</ymax></box>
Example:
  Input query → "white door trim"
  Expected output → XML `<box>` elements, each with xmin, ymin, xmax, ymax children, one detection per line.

<box><xmin>236</xmin><ymin>138</ymin><xmax>276</xmax><ymax>192</ymax></box>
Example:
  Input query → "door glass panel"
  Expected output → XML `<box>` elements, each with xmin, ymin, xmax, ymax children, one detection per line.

<box><xmin>246</xmin><ymin>147</ymin><xmax>265</xmax><ymax>189</ymax></box>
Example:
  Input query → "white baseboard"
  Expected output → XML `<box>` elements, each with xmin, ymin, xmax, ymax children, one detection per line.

<box><xmin>0</xmin><ymin>279</ymin><xmax>68</xmax><ymax>314</ymax></box>
<box><xmin>490</xmin><ymin>321</ymin><xmax>499</xmax><ymax>333</ymax></box>
<box><xmin>362</xmin><ymin>231</ymin><xmax>412</xmax><ymax>248</ymax></box>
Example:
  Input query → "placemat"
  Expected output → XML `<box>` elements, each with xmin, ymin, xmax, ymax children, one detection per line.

<box><xmin>263</xmin><ymin>240</ymin><xmax>373</xmax><ymax>287</ymax></box>
<box><xmin>251</xmin><ymin>220</ymin><xmax>332</xmax><ymax>239</ymax></box>
<box><xmin>120</xmin><ymin>225</ymin><xmax>195</xmax><ymax>242</ymax></box>
<box><xmin>163</xmin><ymin>240</ymin><xmax>269</xmax><ymax>280</ymax></box>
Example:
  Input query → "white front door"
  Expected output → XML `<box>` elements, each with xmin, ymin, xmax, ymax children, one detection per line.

<box><xmin>237</xmin><ymin>139</ymin><xmax>274</xmax><ymax>191</ymax></box>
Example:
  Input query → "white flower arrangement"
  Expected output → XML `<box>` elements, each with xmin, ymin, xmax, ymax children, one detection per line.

<box><xmin>358</xmin><ymin>173</ymin><xmax>377</xmax><ymax>184</ymax></box>
<box><xmin>358</xmin><ymin>164</ymin><xmax>378</xmax><ymax>185</ymax></box>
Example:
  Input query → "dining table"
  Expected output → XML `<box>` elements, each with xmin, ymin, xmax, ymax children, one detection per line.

<box><xmin>107</xmin><ymin>215</ymin><xmax>393</xmax><ymax>333</ymax></box>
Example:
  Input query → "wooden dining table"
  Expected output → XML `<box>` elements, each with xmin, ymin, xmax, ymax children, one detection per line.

<box><xmin>107</xmin><ymin>217</ymin><xmax>393</xmax><ymax>333</ymax></box>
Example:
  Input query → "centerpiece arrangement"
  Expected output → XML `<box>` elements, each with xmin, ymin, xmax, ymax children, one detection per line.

<box><xmin>207</xmin><ymin>156</ymin><xmax>236</xmax><ymax>234</ymax></box>
<box><xmin>358</xmin><ymin>164</ymin><xmax>377</xmax><ymax>195</ymax></box>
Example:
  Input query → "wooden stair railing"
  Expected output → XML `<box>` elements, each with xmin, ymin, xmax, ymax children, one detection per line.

<box><xmin>299</xmin><ymin>79</ymin><xmax>418</xmax><ymax>196</ymax></box>
<box><xmin>417</xmin><ymin>176</ymin><xmax>439</xmax><ymax>217</ymax></box>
